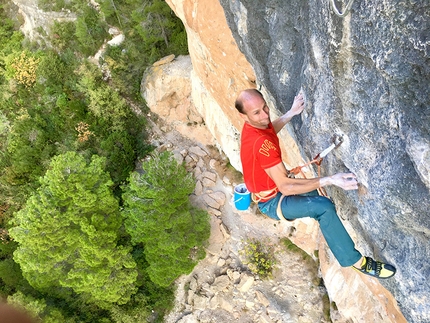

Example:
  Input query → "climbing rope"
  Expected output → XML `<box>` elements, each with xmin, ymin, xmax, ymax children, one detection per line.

<box><xmin>288</xmin><ymin>134</ymin><xmax>344</xmax><ymax>197</ymax></box>
<box><xmin>330</xmin><ymin>0</ymin><xmax>355</xmax><ymax>18</ymax></box>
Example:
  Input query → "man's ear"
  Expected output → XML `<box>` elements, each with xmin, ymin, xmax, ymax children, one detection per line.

<box><xmin>239</xmin><ymin>113</ymin><xmax>248</xmax><ymax>122</ymax></box>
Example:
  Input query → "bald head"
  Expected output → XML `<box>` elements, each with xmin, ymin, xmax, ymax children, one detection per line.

<box><xmin>235</xmin><ymin>89</ymin><xmax>264</xmax><ymax>114</ymax></box>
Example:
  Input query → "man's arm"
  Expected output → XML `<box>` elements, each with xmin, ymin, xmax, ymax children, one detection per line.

<box><xmin>272</xmin><ymin>93</ymin><xmax>305</xmax><ymax>133</ymax></box>
<box><xmin>265</xmin><ymin>162</ymin><xmax>358</xmax><ymax>196</ymax></box>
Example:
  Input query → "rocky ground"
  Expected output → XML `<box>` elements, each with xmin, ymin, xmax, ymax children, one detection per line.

<box><xmin>147</xmin><ymin>119</ymin><xmax>348</xmax><ymax>323</ymax></box>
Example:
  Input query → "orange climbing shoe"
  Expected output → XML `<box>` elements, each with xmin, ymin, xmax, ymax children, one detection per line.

<box><xmin>353</xmin><ymin>256</ymin><xmax>396</xmax><ymax>279</ymax></box>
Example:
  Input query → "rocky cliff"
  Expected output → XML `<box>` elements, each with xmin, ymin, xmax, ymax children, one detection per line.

<box><xmin>159</xmin><ymin>1</ymin><xmax>429</xmax><ymax>322</ymax></box>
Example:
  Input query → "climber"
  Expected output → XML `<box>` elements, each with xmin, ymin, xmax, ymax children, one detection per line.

<box><xmin>235</xmin><ymin>88</ymin><xmax>396</xmax><ymax>279</ymax></box>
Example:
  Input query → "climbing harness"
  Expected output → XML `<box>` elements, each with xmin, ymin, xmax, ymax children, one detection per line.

<box><xmin>271</xmin><ymin>134</ymin><xmax>344</xmax><ymax>222</ymax></box>
<box><xmin>288</xmin><ymin>134</ymin><xmax>344</xmax><ymax>197</ymax></box>
<box><xmin>252</xmin><ymin>134</ymin><xmax>344</xmax><ymax>222</ymax></box>
<box><xmin>330</xmin><ymin>0</ymin><xmax>355</xmax><ymax>18</ymax></box>
<box><xmin>252</xmin><ymin>187</ymin><xmax>279</xmax><ymax>203</ymax></box>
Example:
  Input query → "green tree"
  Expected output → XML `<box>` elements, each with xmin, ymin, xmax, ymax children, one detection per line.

<box><xmin>100</xmin><ymin>0</ymin><xmax>188</xmax><ymax>98</ymax></box>
<box><xmin>9</xmin><ymin>152</ymin><xmax>138</xmax><ymax>307</ymax></box>
<box><xmin>0</xmin><ymin>241</ymin><xmax>33</xmax><ymax>296</ymax></box>
<box><xmin>75</xmin><ymin>4</ymin><xmax>108</xmax><ymax>56</ymax></box>
<box><xmin>0</xmin><ymin>15</ymin><xmax>24</xmax><ymax>84</ymax></box>
<box><xmin>122</xmin><ymin>151</ymin><xmax>210</xmax><ymax>287</ymax></box>
<box><xmin>100</xmin><ymin>131</ymin><xmax>137</xmax><ymax>185</ymax></box>
<box><xmin>136</xmin><ymin>0</ymin><xmax>187</xmax><ymax>60</ymax></box>
<box><xmin>77</xmin><ymin>62</ymin><xmax>131</xmax><ymax>131</ymax></box>
<box><xmin>49</xmin><ymin>21</ymin><xmax>77</xmax><ymax>53</ymax></box>
<box><xmin>4</xmin><ymin>50</ymin><xmax>40</xmax><ymax>87</ymax></box>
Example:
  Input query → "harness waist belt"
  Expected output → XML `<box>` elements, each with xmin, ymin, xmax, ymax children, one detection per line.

<box><xmin>252</xmin><ymin>187</ymin><xmax>279</xmax><ymax>203</ymax></box>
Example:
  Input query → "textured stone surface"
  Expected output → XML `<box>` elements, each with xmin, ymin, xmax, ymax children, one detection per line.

<box><xmin>142</xmin><ymin>55</ymin><xmax>216</xmax><ymax>146</ymax></box>
<box><xmin>166</xmin><ymin>0</ymin><xmax>257</xmax><ymax>171</ymax></box>
<box><xmin>12</xmin><ymin>0</ymin><xmax>76</xmax><ymax>43</ymax></box>
<box><xmin>218</xmin><ymin>1</ymin><xmax>429</xmax><ymax>322</ymax></box>
<box><xmin>166</xmin><ymin>0</ymin><xmax>429</xmax><ymax>322</ymax></box>
<box><xmin>143</xmin><ymin>53</ymin><xmax>403</xmax><ymax>323</ymax></box>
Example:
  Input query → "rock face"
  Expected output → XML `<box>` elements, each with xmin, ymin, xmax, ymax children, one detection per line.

<box><xmin>142</xmin><ymin>55</ymin><xmax>216</xmax><ymax>146</ymax></box>
<box><xmin>12</xmin><ymin>0</ymin><xmax>75</xmax><ymax>44</ymax></box>
<box><xmin>157</xmin><ymin>0</ymin><xmax>429</xmax><ymax>322</ymax></box>
<box><xmin>143</xmin><ymin>54</ymin><xmax>405</xmax><ymax>323</ymax></box>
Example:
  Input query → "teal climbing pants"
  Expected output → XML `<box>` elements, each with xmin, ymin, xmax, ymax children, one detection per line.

<box><xmin>258</xmin><ymin>191</ymin><xmax>362</xmax><ymax>267</ymax></box>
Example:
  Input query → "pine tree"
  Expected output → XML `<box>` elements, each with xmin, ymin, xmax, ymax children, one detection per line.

<box><xmin>122</xmin><ymin>151</ymin><xmax>210</xmax><ymax>287</ymax></box>
<box><xmin>9</xmin><ymin>152</ymin><xmax>138</xmax><ymax>306</ymax></box>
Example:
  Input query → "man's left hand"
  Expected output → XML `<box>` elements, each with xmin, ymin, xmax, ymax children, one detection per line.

<box><xmin>330</xmin><ymin>173</ymin><xmax>359</xmax><ymax>190</ymax></box>
<box><xmin>289</xmin><ymin>93</ymin><xmax>305</xmax><ymax>116</ymax></box>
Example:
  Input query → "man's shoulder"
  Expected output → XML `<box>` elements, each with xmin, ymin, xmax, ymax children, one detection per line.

<box><xmin>242</xmin><ymin>129</ymin><xmax>273</xmax><ymax>147</ymax></box>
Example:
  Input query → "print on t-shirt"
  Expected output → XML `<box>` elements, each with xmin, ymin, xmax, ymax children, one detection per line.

<box><xmin>259</xmin><ymin>139</ymin><xmax>277</xmax><ymax>157</ymax></box>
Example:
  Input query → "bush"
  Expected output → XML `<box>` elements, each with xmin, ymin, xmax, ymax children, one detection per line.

<box><xmin>50</xmin><ymin>21</ymin><xmax>77</xmax><ymax>52</ymax></box>
<box><xmin>241</xmin><ymin>238</ymin><xmax>277</xmax><ymax>279</ymax></box>
<box><xmin>75</xmin><ymin>5</ymin><xmax>108</xmax><ymax>57</ymax></box>
<box><xmin>5</xmin><ymin>51</ymin><xmax>40</xmax><ymax>88</ymax></box>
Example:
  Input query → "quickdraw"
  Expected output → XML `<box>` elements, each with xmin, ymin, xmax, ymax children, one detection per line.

<box><xmin>288</xmin><ymin>134</ymin><xmax>344</xmax><ymax>197</ymax></box>
<box><xmin>330</xmin><ymin>0</ymin><xmax>355</xmax><ymax>18</ymax></box>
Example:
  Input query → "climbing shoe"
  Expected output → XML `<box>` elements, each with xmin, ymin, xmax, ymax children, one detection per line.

<box><xmin>353</xmin><ymin>256</ymin><xmax>396</xmax><ymax>279</ymax></box>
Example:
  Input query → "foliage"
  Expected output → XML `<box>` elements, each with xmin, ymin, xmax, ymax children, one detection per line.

<box><xmin>75</xmin><ymin>4</ymin><xmax>109</xmax><ymax>56</ymax></box>
<box><xmin>5</xmin><ymin>107</ymin><xmax>58</xmax><ymax>184</ymax></box>
<box><xmin>0</xmin><ymin>49</ymin><xmax>147</xmax><ymax>213</ymax></box>
<box><xmin>122</xmin><ymin>151</ymin><xmax>210</xmax><ymax>287</ymax></box>
<box><xmin>7</xmin><ymin>291</ymin><xmax>76</xmax><ymax>323</ymax></box>
<box><xmin>0</xmin><ymin>8</ymin><xmax>23</xmax><ymax>68</ymax></box>
<box><xmin>100</xmin><ymin>0</ymin><xmax>188</xmax><ymax>98</ymax></box>
<box><xmin>38</xmin><ymin>0</ymin><xmax>71</xmax><ymax>12</ymax></box>
<box><xmin>241</xmin><ymin>238</ymin><xmax>277</xmax><ymax>279</ymax></box>
<box><xmin>7</xmin><ymin>291</ymin><xmax>48</xmax><ymax>321</ymax></box>
<box><xmin>0</xmin><ymin>259</ymin><xmax>20</xmax><ymax>295</ymax></box>
<box><xmin>122</xmin><ymin>244</ymin><xmax>175</xmax><ymax>321</ymax></box>
<box><xmin>100</xmin><ymin>131</ymin><xmax>137</xmax><ymax>185</ymax></box>
<box><xmin>0</xmin><ymin>1</ymin><xmax>191</xmax><ymax>321</ymax></box>
<box><xmin>137</xmin><ymin>0</ymin><xmax>188</xmax><ymax>58</ymax></box>
<box><xmin>9</xmin><ymin>152</ymin><xmax>138</xmax><ymax>307</ymax></box>
<box><xmin>35</xmin><ymin>49</ymin><xmax>78</xmax><ymax>93</ymax></box>
<box><xmin>49</xmin><ymin>21</ymin><xmax>77</xmax><ymax>53</ymax></box>
<box><xmin>0</xmin><ymin>241</ymin><xmax>33</xmax><ymax>297</ymax></box>
<box><xmin>77</xmin><ymin>62</ymin><xmax>130</xmax><ymax>131</ymax></box>
<box><xmin>110</xmin><ymin>286</ymin><xmax>174</xmax><ymax>323</ymax></box>
<box><xmin>109</xmin><ymin>292</ymin><xmax>151</xmax><ymax>323</ymax></box>
<box><xmin>5</xmin><ymin>51</ymin><xmax>40</xmax><ymax>87</ymax></box>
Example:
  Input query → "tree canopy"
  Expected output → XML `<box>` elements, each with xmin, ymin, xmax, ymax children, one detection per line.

<box><xmin>122</xmin><ymin>151</ymin><xmax>210</xmax><ymax>287</ymax></box>
<box><xmin>9</xmin><ymin>152</ymin><xmax>138</xmax><ymax>306</ymax></box>
<box><xmin>0</xmin><ymin>0</ymin><xmax>194</xmax><ymax>320</ymax></box>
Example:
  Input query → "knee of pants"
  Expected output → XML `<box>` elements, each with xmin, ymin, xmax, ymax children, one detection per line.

<box><xmin>312</xmin><ymin>196</ymin><xmax>337</xmax><ymax>220</ymax></box>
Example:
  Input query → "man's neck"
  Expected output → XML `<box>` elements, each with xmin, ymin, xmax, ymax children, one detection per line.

<box><xmin>245</xmin><ymin>122</ymin><xmax>270</xmax><ymax>130</ymax></box>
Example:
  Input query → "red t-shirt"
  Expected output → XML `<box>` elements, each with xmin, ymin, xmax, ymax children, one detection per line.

<box><xmin>240</xmin><ymin>122</ymin><xmax>282</xmax><ymax>193</ymax></box>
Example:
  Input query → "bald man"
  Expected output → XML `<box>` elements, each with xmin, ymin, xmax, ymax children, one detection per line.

<box><xmin>235</xmin><ymin>89</ymin><xmax>396</xmax><ymax>279</ymax></box>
